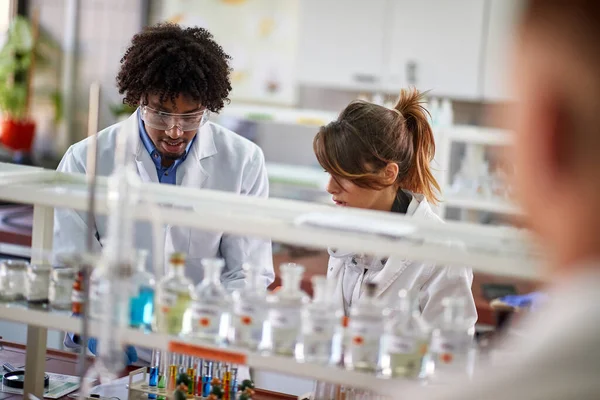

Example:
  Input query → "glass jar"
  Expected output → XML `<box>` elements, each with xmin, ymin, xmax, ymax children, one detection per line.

<box><xmin>0</xmin><ymin>260</ymin><xmax>28</xmax><ymax>301</ymax></box>
<box><xmin>26</xmin><ymin>264</ymin><xmax>52</xmax><ymax>305</ymax></box>
<box><xmin>49</xmin><ymin>268</ymin><xmax>76</xmax><ymax>310</ymax></box>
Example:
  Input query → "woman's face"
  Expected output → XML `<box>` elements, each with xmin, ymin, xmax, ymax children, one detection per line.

<box><xmin>326</xmin><ymin>175</ymin><xmax>395</xmax><ymax>211</ymax></box>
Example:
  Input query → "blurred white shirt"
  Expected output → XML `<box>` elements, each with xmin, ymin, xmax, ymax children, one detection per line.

<box><xmin>398</xmin><ymin>264</ymin><xmax>600</xmax><ymax>400</ymax></box>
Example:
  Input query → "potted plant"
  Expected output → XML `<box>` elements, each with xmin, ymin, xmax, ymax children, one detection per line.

<box><xmin>0</xmin><ymin>15</ymin><xmax>39</xmax><ymax>152</ymax></box>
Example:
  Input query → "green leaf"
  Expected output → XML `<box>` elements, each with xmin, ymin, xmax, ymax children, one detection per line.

<box><xmin>8</xmin><ymin>16</ymin><xmax>33</xmax><ymax>53</ymax></box>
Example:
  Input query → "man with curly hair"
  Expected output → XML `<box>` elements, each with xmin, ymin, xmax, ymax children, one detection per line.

<box><xmin>55</xmin><ymin>24</ymin><xmax>274</xmax><ymax>359</ymax></box>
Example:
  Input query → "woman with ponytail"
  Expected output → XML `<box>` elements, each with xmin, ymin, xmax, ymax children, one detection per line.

<box><xmin>313</xmin><ymin>88</ymin><xmax>476</xmax><ymax>327</ymax></box>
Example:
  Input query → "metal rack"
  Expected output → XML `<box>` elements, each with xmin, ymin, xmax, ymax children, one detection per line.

<box><xmin>0</xmin><ymin>163</ymin><xmax>540</xmax><ymax>398</ymax></box>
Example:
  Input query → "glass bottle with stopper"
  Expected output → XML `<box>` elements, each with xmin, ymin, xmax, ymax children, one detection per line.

<box><xmin>229</xmin><ymin>263</ymin><xmax>267</xmax><ymax>349</ymax></box>
<box><xmin>429</xmin><ymin>296</ymin><xmax>475</xmax><ymax>382</ymax></box>
<box><xmin>261</xmin><ymin>263</ymin><xmax>309</xmax><ymax>356</ymax></box>
<box><xmin>296</xmin><ymin>275</ymin><xmax>343</xmax><ymax>364</ymax></box>
<box><xmin>129</xmin><ymin>249</ymin><xmax>155</xmax><ymax>330</ymax></box>
<box><xmin>380</xmin><ymin>289</ymin><xmax>430</xmax><ymax>378</ymax></box>
<box><xmin>189</xmin><ymin>258</ymin><xmax>232</xmax><ymax>344</ymax></box>
<box><xmin>344</xmin><ymin>281</ymin><xmax>385</xmax><ymax>372</ymax></box>
<box><xmin>156</xmin><ymin>252</ymin><xmax>194</xmax><ymax>335</ymax></box>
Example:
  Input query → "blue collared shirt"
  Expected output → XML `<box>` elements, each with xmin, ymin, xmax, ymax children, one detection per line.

<box><xmin>138</xmin><ymin>109</ymin><xmax>195</xmax><ymax>184</ymax></box>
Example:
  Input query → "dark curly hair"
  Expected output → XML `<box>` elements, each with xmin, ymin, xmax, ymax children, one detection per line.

<box><xmin>116</xmin><ymin>23</ymin><xmax>232</xmax><ymax>112</ymax></box>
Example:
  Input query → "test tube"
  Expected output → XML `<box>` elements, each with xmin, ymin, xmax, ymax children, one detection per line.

<box><xmin>187</xmin><ymin>360</ymin><xmax>196</xmax><ymax>397</ymax></box>
<box><xmin>196</xmin><ymin>359</ymin><xmax>204</xmax><ymax>397</ymax></box>
<box><xmin>149</xmin><ymin>350</ymin><xmax>160</xmax><ymax>399</ymax></box>
<box><xmin>168</xmin><ymin>353</ymin><xmax>178</xmax><ymax>392</ymax></box>
<box><xmin>223</xmin><ymin>364</ymin><xmax>231</xmax><ymax>400</ymax></box>
<box><xmin>202</xmin><ymin>361</ymin><xmax>213</xmax><ymax>397</ymax></box>
<box><xmin>157</xmin><ymin>352</ymin><xmax>167</xmax><ymax>400</ymax></box>
<box><xmin>178</xmin><ymin>354</ymin><xmax>186</xmax><ymax>373</ymax></box>
<box><xmin>230</xmin><ymin>366</ymin><xmax>238</xmax><ymax>399</ymax></box>
<box><xmin>214</xmin><ymin>362</ymin><xmax>222</xmax><ymax>381</ymax></box>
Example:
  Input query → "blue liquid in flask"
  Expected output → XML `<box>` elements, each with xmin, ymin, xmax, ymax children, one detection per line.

<box><xmin>130</xmin><ymin>286</ymin><xmax>154</xmax><ymax>329</ymax></box>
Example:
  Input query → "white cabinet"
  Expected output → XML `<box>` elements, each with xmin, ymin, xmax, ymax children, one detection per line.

<box><xmin>482</xmin><ymin>0</ymin><xmax>524</xmax><ymax>102</ymax></box>
<box><xmin>296</xmin><ymin>0</ymin><xmax>387</xmax><ymax>90</ymax></box>
<box><xmin>297</xmin><ymin>0</ymin><xmax>486</xmax><ymax>100</ymax></box>
<box><xmin>386</xmin><ymin>0</ymin><xmax>486</xmax><ymax>99</ymax></box>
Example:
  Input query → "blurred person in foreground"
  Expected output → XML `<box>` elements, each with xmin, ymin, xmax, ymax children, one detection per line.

<box><xmin>400</xmin><ymin>0</ymin><xmax>600</xmax><ymax>398</ymax></box>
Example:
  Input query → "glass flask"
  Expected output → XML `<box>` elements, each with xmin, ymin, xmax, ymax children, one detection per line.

<box><xmin>189</xmin><ymin>258</ymin><xmax>232</xmax><ymax>344</ymax></box>
<box><xmin>379</xmin><ymin>290</ymin><xmax>430</xmax><ymax>378</ymax></box>
<box><xmin>49</xmin><ymin>267</ymin><xmax>76</xmax><ymax>310</ymax></box>
<box><xmin>156</xmin><ymin>252</ymin><xmax>194</xmax><ymax>335</ymax></box>
<box><xmin>129</xmin><ymin>250</ymin><xmax>155</xmax><ymax>330</ymax></box>
<box><xmin>429</xmin><ymin>296</ymin><xmax>476</xmax><ymax>382</ymax></box>
<box><xmin>0</xmin><ymin>260</ymin><xmax>27</xmax><ymax>301</ymax></box>
<box><xmin>261</xmin><ymin>263</ymin><xmax>309</xmax><ymax>356</ymax></box>
<box><xmin>25</xmin><ymin>264</ymin><xmax>51</xmax><ymax>305</ymax></box>
<box><xmin>297</xmin><ymin>275</ymin><xmax>343</xmax><ymax>364</ymax></box>
<box><xmin>229</xmin><ymin>263</ymin><xmax>267</xmax><ymax>349</ymax></box>
<box><xmin>344</xmin><ymin>282</ymin><xmax>385</xmax><ymax>372</ymax></box>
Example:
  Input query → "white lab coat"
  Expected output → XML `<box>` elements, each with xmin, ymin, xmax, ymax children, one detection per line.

<box><xmin>395</xmin><ymin>265</ymin><xmax>600</xmax><ymax>400</ymax></box>
<box><xmin>54</xmin><ymin>111</ymin><xmax>274</xmax><ymax>287</ymax></box>
<box><xmin>327</xmin><ymin>194</ymin><xmax>477</xmax><ymax>328</ymax></box>
<box><xmin>57</xmin><ymin>112</ymin><xmax>274</xmax><ymax>368</ymax></box>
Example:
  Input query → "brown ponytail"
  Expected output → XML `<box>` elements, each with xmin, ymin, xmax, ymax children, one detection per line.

<box><xmin>394</xmin><ymin>88</ymin><xmax>441</xmax><ymax>203</ymax></box>
<box><xmin>313</xmin><ymin>87</ymin><xmax>441</xmax><ymax>204</ymax></box>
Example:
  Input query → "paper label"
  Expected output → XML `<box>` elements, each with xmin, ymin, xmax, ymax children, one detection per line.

<box><xmin>303</xmin><ymin>316</ymin><xmax>335</xmax><ymax>336</ymax></box>
<box><xmin>192</xmin><ymin>305</ymin><xmax>221</xmax><ymax>331</ymax></box>
<box><xmin>388</xmin><ymin>335</ymin><xmax>417</xmax><ymax>354</ymax></box>
<box><xmin>348</xmin><ymin>320</ymin><xmax>381</xmax><ymax>346</ymax></box>
<box><xmin>71</xmin><ymin>289</ymin><xmax>83</xmax><ymax>304</ymax></box>
<box><xmin>158</xmin><ymin>291</ymin><xmax>177</xmax><ymax>310</ymax></box>
<box><xmin>430</xmin><ymin>333</ymin><xmax>471</xmax><ymax>364</ymax></box>
<box><xmin>269</xmin><ymin>309</ymin><xmax>301</xmax><ymax>329</ymax></box>
<box><xmin>234</xmin><ymin>303</ymin><xmax>256</xmax><ymax>316</ymax></box>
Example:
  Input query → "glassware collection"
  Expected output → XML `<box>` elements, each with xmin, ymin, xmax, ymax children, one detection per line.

<box><xmin>141</xmin><ymin>349</ymin><xmax>246</xmax><ymax>400</ymax></box>
<box><xmin>449</xmin><ymin>143</ymin><xmax>513</xmax><ymax>202</ymax></box>
<box><xmin>0</xmin><ymin>254</ymin><xmax>476</xmax><ymax>388</ymax></box>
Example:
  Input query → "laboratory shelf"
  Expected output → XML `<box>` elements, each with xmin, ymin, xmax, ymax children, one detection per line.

<box><xmin>0</xmin><ymin>163</ymin><xmax>540</xmax><ymax>278</ymax></box>
<box><xmin>444</xmin><ymin>195</ymin><xmax>521</xmax><ymax>215</ymax></box>
<box><xmin>265</xmin><ymin>162</ymin><xmax>329</xmax><ymax>190</ymax></box>
<box><xmin>0</xmin><ymin>162</ymin><xmax>532</xmax><ymax>398</ymax></box>
<box><xmin>0</xmin><ymin>302</ymin><xmax>419</xmax><ymax>395</ymax></box>
<box><xmin>218</xmin><ymin>104</ymin><xmax>338</xmax><ymax>127</ymax></box>
<box><xmin>440</xmin><ymin>126</ymin><xmax>512</xmax><ymax>147</ymax></box>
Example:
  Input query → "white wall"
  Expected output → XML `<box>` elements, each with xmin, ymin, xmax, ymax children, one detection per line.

<box><xmin>29</xmin><ymin>0</ymin><xmax>144</xmax><ymax>150</ymax></box>
<box><xmin>0</xmin><ymin>320</ymin><xmax>64</xmax><ymax>349</ymax></box>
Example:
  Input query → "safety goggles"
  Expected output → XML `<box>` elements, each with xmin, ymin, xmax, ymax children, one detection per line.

<box><xmin>140</xmin><ymin>105</ymin><xmax>209</xmax><ymax>132</ymax></box>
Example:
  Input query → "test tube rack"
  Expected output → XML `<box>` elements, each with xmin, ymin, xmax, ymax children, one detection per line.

<box><xmin>127</xmin><ymin>367</ymin><xmax>237</xmax><ymax>400</ymax></box>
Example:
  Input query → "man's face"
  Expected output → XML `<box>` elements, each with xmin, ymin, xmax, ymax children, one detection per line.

<box><xmin>142</xmin><ymin>94</ymin><xmax>204</xmax><ymax>163</ymax></box>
